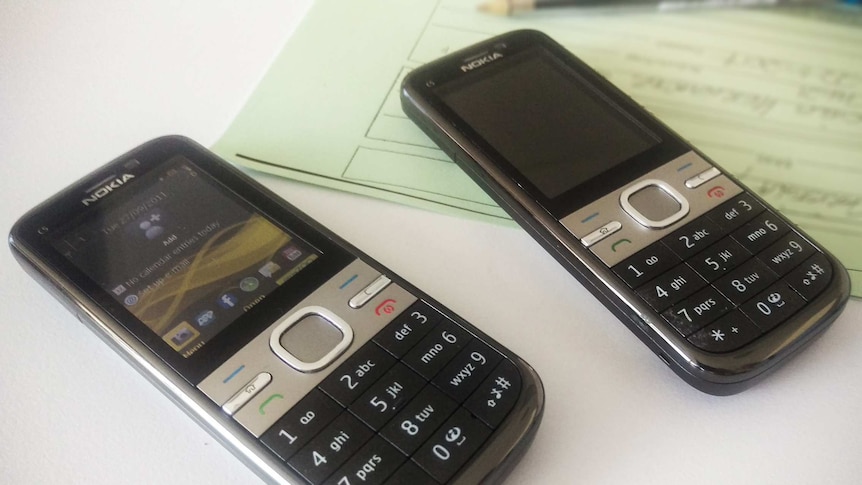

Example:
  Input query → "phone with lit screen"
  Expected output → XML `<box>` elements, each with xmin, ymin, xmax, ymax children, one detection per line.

<box><xmin>9</xmin><ymin>135</ymin><xmax>544</xmax><ymax>484</ymax></box>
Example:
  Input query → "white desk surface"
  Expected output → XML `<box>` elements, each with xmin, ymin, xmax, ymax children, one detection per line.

<box><xmin>2</xmin><ymin>2</ymin><xmax>860</xmax><ymax>484</ymax></box>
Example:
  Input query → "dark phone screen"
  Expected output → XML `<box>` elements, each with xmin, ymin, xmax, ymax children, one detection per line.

<box><xmin>51</xmin><ymin>156</ymin><xmax>320</xmax><ymax>358</ymax></box>
<box><xmin>437</xmin><ymin>48</ymin><xmax>658</xmax><ymax>199</ymax></box>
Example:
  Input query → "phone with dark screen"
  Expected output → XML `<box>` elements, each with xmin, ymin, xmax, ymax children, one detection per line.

<box><xmin>401</xmin><ymin>29</ymin><xmax>850</xmax><ymax>395</ymax></box>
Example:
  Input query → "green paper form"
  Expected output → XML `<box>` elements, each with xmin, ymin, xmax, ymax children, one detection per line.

<box><xmin>213</xmin><ymin>0</ymin><xmax>862</xmax><ymax>296</ymax></box>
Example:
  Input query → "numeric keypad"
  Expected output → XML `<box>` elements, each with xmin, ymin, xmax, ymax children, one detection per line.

<box><xmin>616</xmin><ymin>192</ymin><xmax>833</xmax><ymax>352</ymax></box>
<box><xmin>257</xmin><ymin>300</ymin><xmax>523</xmax><ymax>484</ymax></box>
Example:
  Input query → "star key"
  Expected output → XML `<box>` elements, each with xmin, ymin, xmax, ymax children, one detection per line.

<box><xmin>688</xmin><ymin>311</ymin><xmax>762</xmax><ymax>353</ymax></box>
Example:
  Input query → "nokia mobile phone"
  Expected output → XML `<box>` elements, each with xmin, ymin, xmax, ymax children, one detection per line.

<box><xmin>401</xmin><ymin>30</ymin><xmax>850</xmax><ymax>395</ymax></box>
<box><xmin>9</xmin><ymin>136</ymin><xmax>544</xmax><ymax>484</ymax></box>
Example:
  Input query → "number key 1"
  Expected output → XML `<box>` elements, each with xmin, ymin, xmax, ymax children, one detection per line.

<box><xmin>612</xmin><ymin>242</ymin><xmax>680</xmax><ymax>288</ymax></box>
<box><xmin>260</xmin><ymin>389</ymin><xmax>342</xmax><ymax>462</ymax></box>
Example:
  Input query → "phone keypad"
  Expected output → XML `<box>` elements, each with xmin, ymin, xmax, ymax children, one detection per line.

<box><xmin>258</xmin><ymin>299</ymin><xmax>521</xmax><ymax>484</ymax></box>
<box><xmin>614</xmin><ymin>192</ymin><xmax>834</xmax><ymax>353</ymax></box>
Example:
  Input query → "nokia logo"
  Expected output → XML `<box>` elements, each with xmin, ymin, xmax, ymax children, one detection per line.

<box><xmin>460</xmin><ymin>52</ymin><xmax>504</xmax><ymax>72</ymax></box>
<box><xmin>81</xmin><ymin>174</ymin><xmax>135</xmax><ymax>206</ymax></box>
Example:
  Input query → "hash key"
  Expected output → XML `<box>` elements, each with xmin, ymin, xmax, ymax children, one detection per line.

<box><xmin>785</xmin><ymin>253</ymin><xmax>833</xmax><ymax>302</ymax></box>
<box><xmin>464</xmin><ymin>359</ymin><xmax>522</xmax><ymax>428</ymax></box>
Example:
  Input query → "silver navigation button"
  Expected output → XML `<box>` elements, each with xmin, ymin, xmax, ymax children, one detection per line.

<box><xmin>581</xmin><ymin>220</ymin><xmax>622</xmax><ymax>247</ymax></box>
<box><xmin>685</xmin><ymin>166</ymin><xmax>721</xmax><ymax>189</ymax></box>
<box><xmin>222</xmin><ymin>372</ymin><xmax>272</xmax><ymax>416</ymax></box>
<box><xmin>620</xmin><ymin>179</ymin><xmax>689</xmax><ymax>229</ymax></box>
<box><xmin>348</xmin><ymin>274</ymin><xmax>391</xmax><ymax>309</ymax></box>
<box><xmin>270</xmin><ymin>306</ymin><xmax>353</xmax><ymax>373</ymax></box>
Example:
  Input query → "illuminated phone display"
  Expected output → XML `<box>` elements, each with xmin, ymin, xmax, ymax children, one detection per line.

<box><xmin>53</xmin><ymin>157</ymin><xmax>320</xmax><ymax>357</ymax></box>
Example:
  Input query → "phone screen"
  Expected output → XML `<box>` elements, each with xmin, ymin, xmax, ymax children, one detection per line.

<box><xmin>51</xmin><ymin>156</ymin><xmax>321</xmax><ymax>357</ymax></box>
<box><xmin>436</xmin><ymin>48</ymin><xmax>659</xmax><ymax>199</ymax></box>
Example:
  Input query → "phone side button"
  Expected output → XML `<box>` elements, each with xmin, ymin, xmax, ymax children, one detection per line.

<box><xmin>222</xmin><ymin>372</ymin><xmax>272</xmax><ymax>416</ymax></box>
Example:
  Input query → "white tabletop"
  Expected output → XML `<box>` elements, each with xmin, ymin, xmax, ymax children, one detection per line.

<box><xmin>2</xmin><ymin>2</ymin><xmax>860</xmax><ymax>484</ymax></box>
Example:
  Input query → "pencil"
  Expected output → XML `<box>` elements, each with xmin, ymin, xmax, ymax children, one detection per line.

<box><xmin>479</xmin><ymin>0</ymin><xmax>832</xmax><ymax>15</ymax></box>
<box><xmin>478</xmin><ymin>0</ymin><xmax>613</xmax><ymax>15</ymax></box>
